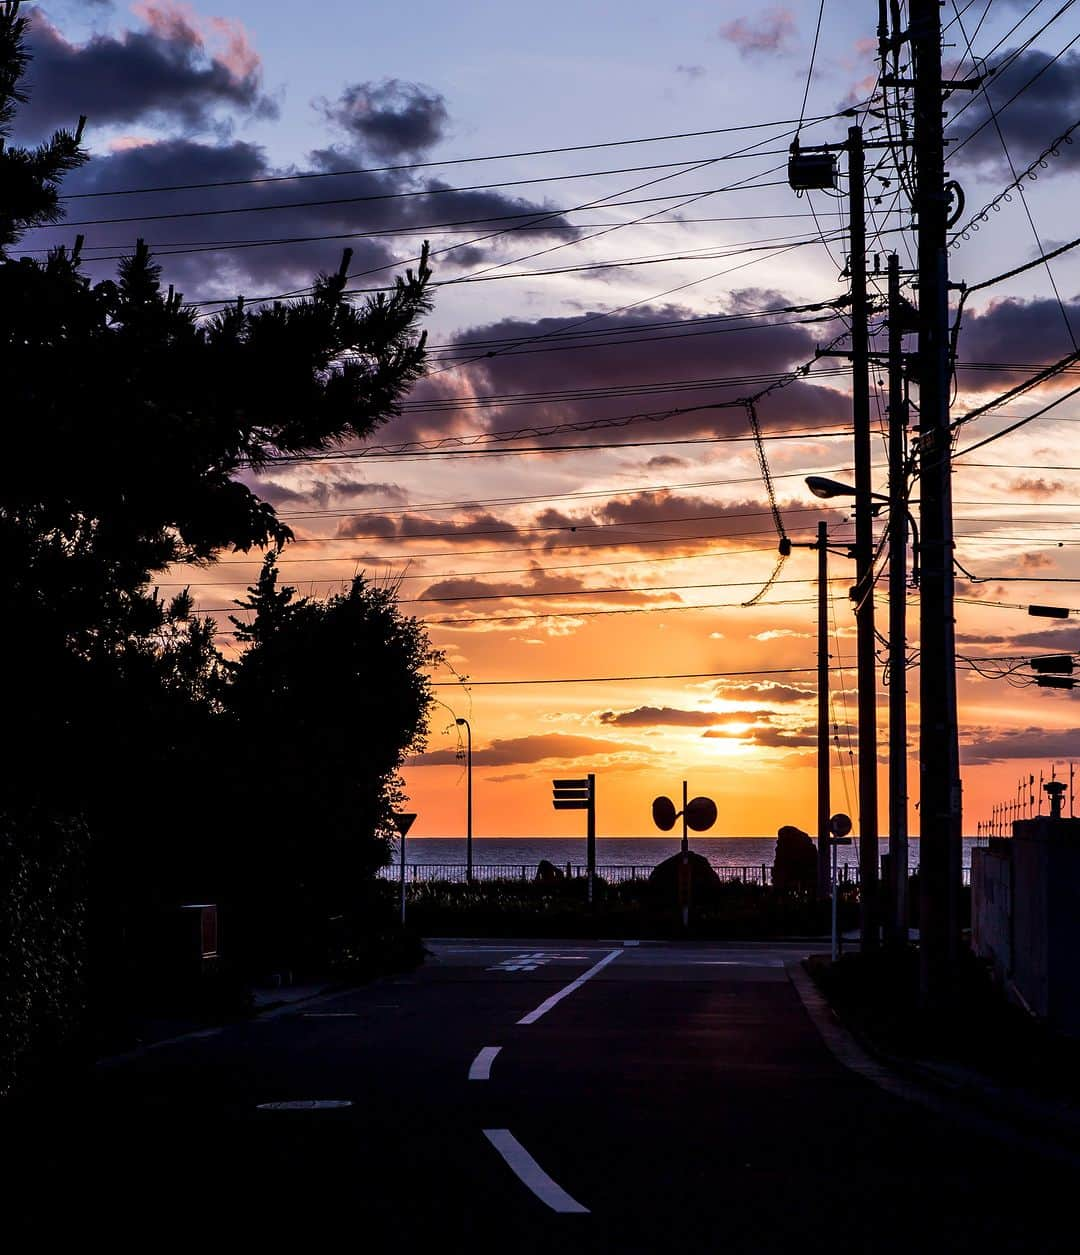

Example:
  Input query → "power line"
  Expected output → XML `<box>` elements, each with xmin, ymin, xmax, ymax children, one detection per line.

<box><xmin>428</xmin><ymin>666</ymin><xmax>824</xmax><ymax>687</ymax></box>
<box><xmin>34</xmin><ymin>159</ymin><xmax>787</xmax><ymax>230</ymax></box>
<box><xmin>953</xmin><ymin>383</ymin><xmax>1080</xmax><ymax>458</ymax></box>
<box><xmin>63</xmin><ymin>114</ymin><xmax>846</xmax><ymax>200</ymax></box>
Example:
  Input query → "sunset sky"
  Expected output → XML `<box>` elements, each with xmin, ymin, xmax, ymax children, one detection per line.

<box><xmin>21</xmin><ymin>0</ymin><xmax>1080</xmax><ymax>837</ymax></box>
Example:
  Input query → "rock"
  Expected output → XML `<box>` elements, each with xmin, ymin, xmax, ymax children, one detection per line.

<box><xmin>648</xmin><ymin>850</ymin><xmax>722</xmax><ymax>903</ymax></box>
<box><xmin>535</xmin><ymin>859</ymin><xmax>564</xmax><ymax>884</ymax></box>
<box><xmin>772</xmin><ymin>825</ymin><xmax>818</xmax><ymax>893</ymax></box>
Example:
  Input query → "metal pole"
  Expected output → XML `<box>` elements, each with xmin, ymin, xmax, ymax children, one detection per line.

<box><xmin>887</xmin><ymin>253</ymin><xmax>909</xmax><ymax>945</ymax></box>
<box><xmin>399</xmin><ymin>829</ymin><xmax>406</xmax><ymax>926</ymax></box>
<box><xmin>456</xmin><ymin>717</ymin><xmax>473</xmax><ymax>882</ymax></box>
<box><xmin>848</xmin><ymin>124</ymin><xmax>880</xmax><ymax>951</ymax></box>
<box><xmin>831</xmin><ymin>836</ymin><xmax>839</xmax><ymax>962</ymax></box>
<box><xmin>587</xmin><ymin>772</ymin><xmax>596</xmax><ymax>906</ymax></box>
<box><xmin>817</xmin><ymin>521</ymin><xmax>831</xmax><ymax>901</ymax></box>
<box><xmin>682</xmin><ymin>778</ymin><xmax>689</xmax><ymax>930</ymax></box>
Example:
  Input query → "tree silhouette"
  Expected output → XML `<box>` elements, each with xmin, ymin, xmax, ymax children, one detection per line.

<box><xmin>0</xmin><ymin>3</ymin><xmax>438</xmax><ymax>1081</ymax></box>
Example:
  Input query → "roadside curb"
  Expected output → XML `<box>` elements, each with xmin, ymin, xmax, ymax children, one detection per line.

<box><xmin>787</xmin><ymin>960</ymin><xmax>1080</xmax><ymax>1165</ymax></box>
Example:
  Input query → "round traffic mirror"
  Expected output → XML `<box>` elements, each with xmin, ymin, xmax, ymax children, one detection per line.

<box><xmin>652</xmin><ymin>796</ymin><xmax>678</xmax><ymax>831</ymax></box>
<box><xmin>685</xmin><ymin>796</ymin><xmax>718</xmax><ymax>832</ymax></box>
<box><xmin>829</xmin><ymin>812</ymin><xmax>853</xmax><ymax>837</ymax></box>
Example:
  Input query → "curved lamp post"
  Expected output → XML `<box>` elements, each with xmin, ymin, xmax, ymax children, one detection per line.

<box><xmin>807</xmin><ymin>474</ymin><xmax>919</xmax><ymax>944</ymax></box>
<box><xmin>455</xmin><ymin>717</ymin><xmax>473</xmax><ymax>883</ymax></box>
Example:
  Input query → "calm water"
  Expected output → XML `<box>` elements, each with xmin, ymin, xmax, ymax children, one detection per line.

<box><xmin>400</xmin><ymin>836</ymin><xmax>989</xmax><ymax>873</ymax></box>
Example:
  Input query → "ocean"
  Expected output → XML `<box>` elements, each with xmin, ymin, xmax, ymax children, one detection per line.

<box><xmin>398</xmin><ymin>836</ymin><xmax>989</xmax><ymax>875</ymax></box>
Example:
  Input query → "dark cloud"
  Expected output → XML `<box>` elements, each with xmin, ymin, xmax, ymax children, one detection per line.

<box><xmin>413</xmin><ymin>560</ymin><xmax>677</xmax><ymax>608</ymax></box>
<box><xmin>599</xmin><ymin>705</ymin><xmax>775</xmax><ymax>727</ymax></box>
<box><xmin>703</xmin><ymin>723</ymin><xmax>815</xmax><ymax>748</ymax></box>
<box><xmin>318</xmin><ymin>80</ymin><xmax>448</xmax><ymax>160</ymax></box>
<box><xmin>958</xmin><ymin>296</ymin><xmax>1080</xmax><ymax>386</ymax></box>
<box><xmin>334</xmin><ymin>509</ymin><xmax>522</xmax><ymax>543</ymax></box>
<box><xmin>404</xmin><ymin>294</ymin><xmax>850</xmax><ymax>445</ymax></box>
<box><xmin>644</xmin><ymin>455</ymin><xmax>690</xmax><ymax>470</ymax></box>
<box><xmin>718</xmin><ymin>681</ymin><xmax>816</xmax><ymax>703</ymax></box>
<box><xmin>962</xmin><ymin>726</ymin><xmax>1080</xmax><ymax>764</ymax></box>
<box><xmin>599</xmin><ymin>706</ymin><xmax>718</xmax><ymax>727</ymax></box>
<box><xmin>1004</xmin><ymin>476</ymin><xmax>1067</xmax><ymax>498</ymax></box>
<box><xmin>410</xmin><ymin>733</ymin><xmax>634</xmax><ymax>766</ymax></box>
<box><xmin>718</xmin><ymin>9</ymin><xmax>797</xmax><ymax>58</ymax></box>
<box><xmin>23</xmin><ymin>129</ymin><xmax>578</xmax><ymax>300</ymax></box>
<box><xmin>20</xmin><ymin>5</ymin><xmax>276</xmax><ymax>139</ymax></box>
<box><xmin>950</xmin><ymin>49</ymin><xmax>1080</xmax><ymax>176</ymax></box>
<box><xmin>249</xmin><ymin>476</ymin><xmax>408</xmax><ymax>510</ymax></box>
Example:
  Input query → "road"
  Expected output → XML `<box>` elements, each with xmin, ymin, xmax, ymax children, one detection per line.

<box><xmin>11</xmin><ymin>939</ymin><xmax>1076</xmax><ymax>1249</ymax></box>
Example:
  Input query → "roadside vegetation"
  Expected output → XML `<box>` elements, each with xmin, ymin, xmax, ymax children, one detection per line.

<box><xmin>0</xmin><ymin>7</ymin><xmax>436</xmax><ymax>1096</ymax></box>
<box><xmin>404</xmin><ymin>877</ymin><xmax>859</xmax><ymax>939</ymax></box>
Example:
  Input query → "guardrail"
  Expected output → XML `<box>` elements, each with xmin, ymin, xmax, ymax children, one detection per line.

<box><xmin>376</xmin><ymin>862</ymin><xmax>973</xmax><ymax>887</ymax></box>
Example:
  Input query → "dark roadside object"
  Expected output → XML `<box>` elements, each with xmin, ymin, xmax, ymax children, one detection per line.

<box><xmin>773</xmin><ymin>825</ymin><xmax>818</xmax><ymax>893</ymax></box>
<box><xmin>535</xmin><ymin>859</ymin><xmax>565</xmax><ymax>884</ymax></box>
<box><xmin>648</xmin><ymin>850</ymin><xmax>722</xmax><ymax>902</ymax></box>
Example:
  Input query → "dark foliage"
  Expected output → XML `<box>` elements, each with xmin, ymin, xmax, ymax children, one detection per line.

<box><xmin>0</xmin><ymin>5</ymin><xmax>437</xmax><ymax>1093</ymax></box>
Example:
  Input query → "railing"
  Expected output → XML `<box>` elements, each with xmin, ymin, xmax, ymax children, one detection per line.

<box><xmin>376</xmin><ymin>862</ymin><xmax>973</xmax><ymax>887</ymax></box>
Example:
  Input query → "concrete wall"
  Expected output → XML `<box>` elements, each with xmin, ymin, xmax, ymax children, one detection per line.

<box><xmin>986</xmin><ymin>819</ymin><xmax>1080</xmax><ymax>1036</ymax></box>
<box><xmin>971</xmin><ymin>844</ymin><xmax>1011</xmax><ymax>984</ymax></box>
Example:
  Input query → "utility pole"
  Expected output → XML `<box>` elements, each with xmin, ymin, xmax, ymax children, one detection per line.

<box><xmin>848</xmin><ymin>124</ymin><xmax>880</xmax><ymax>951</ymax></box>
<box><xmin>816</xmin><ymin>520</ymin><xmax>831</xmax><ymax>901</ymax></box>
<box><xmin>911</xmin><ymin>0</ymin><xmax>962</xmax><ymax>1001</ymax></box>
<box><xmin>887</xmin><ymin>254</ymin><xmax>910</xmax><ymax>945</ymax></box>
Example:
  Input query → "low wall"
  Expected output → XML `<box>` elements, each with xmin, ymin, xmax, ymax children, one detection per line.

<box><xmin>974</xmin><ymin>819</ymin><xmax>1080</xmax><ymax>1036</ymax></box>
<box><xmin>971</xmin><ymin>844</ymin><xmax>1011</xmax><ymax>983</ymax></box>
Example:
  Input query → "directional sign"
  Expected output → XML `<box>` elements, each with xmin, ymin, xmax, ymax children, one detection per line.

<box><xmin>392</xmin><ymin>812</ymin><xmax>417</xmax><ymax>837</ymax></box>
<box><xmin>553</xmin><ymin>777</ymin><xmax>591</xmax><ymax>810</ymax></box>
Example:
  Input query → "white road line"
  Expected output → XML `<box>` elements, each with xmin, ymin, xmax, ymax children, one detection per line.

<box><xmin>468</xmin><ymin>1045</ymin><xmax>502</xmax><ymax>1080</ymax></box>
<box><xmin>483</xmin><ymin>1129</ymin><xmax>589</xmax><ymax>1214</ymax></box>
<box><xmin>516</xmin><ymin>948</ymin><xmax>622</xmax><ymax>1025</ymax></box>
<box><xmin>257</xmin><ymin>1100</ymin><xmax>353</xmax><ymax>1111</ymax></box>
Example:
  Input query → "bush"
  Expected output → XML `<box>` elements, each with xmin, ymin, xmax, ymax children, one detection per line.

<box><xmin>0</xmin><ymin>811</ymin><xmax>88</xmax><ymax>1099</ymax></box>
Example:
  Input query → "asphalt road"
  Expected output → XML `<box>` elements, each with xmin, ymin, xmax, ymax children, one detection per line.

<box><xmin>11</xmin><ymin>940</ymin><xmax>1076</xmax><ymax>1249</ymax></box>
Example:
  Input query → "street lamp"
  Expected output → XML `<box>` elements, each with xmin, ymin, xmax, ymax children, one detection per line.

<box><xmin>455</xmin><ymin>718</ymin><xmax>473</xmax><ymax>883</ymax></box>
<box><xmin>780</xmin><ymin>521</ymin><xmax>854</xmax><ymax>900</ymax></box>
<box><xmin>806</xmin><ymin>474</ymin><xmax>919</xmax><ymax>946</ymax></box>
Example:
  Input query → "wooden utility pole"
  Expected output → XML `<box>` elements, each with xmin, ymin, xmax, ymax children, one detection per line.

<box><xmin>886</xmin><ymin>253</ymin><xmax>910</xmax><ymax>945</ymax></box>
<box><xmin>911</xmin><ymin>0</ymin><xmax>962</xmax><ymax>1000</ymax></box>
<box><xmin>848</xmin><ymin>125</ymin><xmax>880</xmax><ymax>951</ymax></box>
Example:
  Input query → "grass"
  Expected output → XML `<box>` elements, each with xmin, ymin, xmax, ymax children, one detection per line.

<box><xmin>403</xmin><ymin>876</ymin><xmax>859</xmax><ymax>939</ymax></box>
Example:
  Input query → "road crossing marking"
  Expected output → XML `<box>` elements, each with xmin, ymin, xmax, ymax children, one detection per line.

<box><xmin>468</xmin><ymin>1046</ymin><xmax>501</xmax><ymax>1080</ymax></box>
<box><xmin>483</xmin><ymin>1129</ymin><xmax>589</xmax><ymax>1214</ymax></box>
<box><xmin>517</xmin><ymin>949</ymin><xmax>622</xmax><ymax>1025</ymax></box>
<box><xmin>487</xmin><ymin>951</ymin><xmax>594</xmax><ymax>972</ymax></box>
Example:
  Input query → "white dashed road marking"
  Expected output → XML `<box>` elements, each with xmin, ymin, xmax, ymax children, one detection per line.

<box><xmin>468</xmin><ymin>1046</ymin><xmax>502</xmax><ymax>1080</ymax></box>
<box><xmin>256</xmin><ymin>1100</ymin><xmax>353</xmax><ymax>1111</ymax></box>
<box><xmin>483</xmin><ymin>1129</ymin><xmax>589</xmax><ymax>1214</ymax></box>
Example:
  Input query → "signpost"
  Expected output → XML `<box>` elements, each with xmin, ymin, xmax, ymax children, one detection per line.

<box><xmin>393</xmin><ymin>812</ymin><xmax>417</xmax><ymax>925</ymax></box>
<box><xmin>552</xmin><ymin>775</ymin><xmax>595</xmax><ymax>903</ymax></box>
<box><xmin>828</xmin><ymin>812</ymin><xmax>853</xmax><ymax>961</ymax></box>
